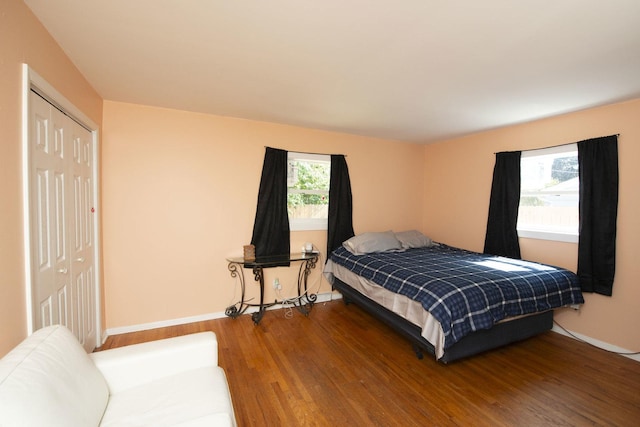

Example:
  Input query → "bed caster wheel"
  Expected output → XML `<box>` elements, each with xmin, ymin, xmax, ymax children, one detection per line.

<box><xmin>412</xmin><ymin>344</ymin><xmax>424</xmax><ymax>360</ymax></box>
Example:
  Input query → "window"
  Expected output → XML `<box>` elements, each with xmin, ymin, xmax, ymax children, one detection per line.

<box><xmin>287</xmin><ymin>152</ymin><xmax>330</xmax><ymax>231</ymax></box>
<box><xmin>517</xmin><ymin>144</ymin><xmax>579</xmax><ymax>243</ymax></box>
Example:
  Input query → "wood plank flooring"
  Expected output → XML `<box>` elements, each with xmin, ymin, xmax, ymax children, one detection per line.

<box><xmin>100</xmin><ymin>300</ymin><xmax>640</xmax><ymax>426</ymax></box>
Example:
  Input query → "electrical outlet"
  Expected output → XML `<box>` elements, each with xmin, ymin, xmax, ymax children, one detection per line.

<box><xmin>273</xmin><ymin>278</ymin><xmax>281</xmax><ymax>290</ymax></box>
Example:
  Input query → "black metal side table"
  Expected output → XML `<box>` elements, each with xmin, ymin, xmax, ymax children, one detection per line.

<box><xmin>225</xmin><ymin>252</ymin><xmax>319</xmax><ymax>324</ymax></box>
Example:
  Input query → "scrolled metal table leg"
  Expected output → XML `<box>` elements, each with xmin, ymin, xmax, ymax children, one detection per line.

<box><xmin>252</xmin><ymin>266</ymin><xmax>266</xmax><ymax>324</ymax></box>
<box><xmin>226</xmin><ymin>262</ymin><xmax>248</xmax><ymax>318</ymax></box>
<box><xmin>294</xmin><ymin>256</ymin><xmax>318</xmax><ymax>316</ymax></box>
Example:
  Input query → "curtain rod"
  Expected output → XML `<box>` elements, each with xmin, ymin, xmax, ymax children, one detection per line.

<box><xmin>494</xmin><ymin>134</ymin><xmax>619</xmax><ymax>154</ymax></box>
<box><xmin>264</xmin><ymin>146</ymin><xmax>347</xmax><ymax>157</ymax></box>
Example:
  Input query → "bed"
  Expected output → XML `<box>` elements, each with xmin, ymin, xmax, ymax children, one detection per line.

<box><xmin>323</xmin><ymin>231</ymin><xmax>584</xmax><ymax>363</ymax></box>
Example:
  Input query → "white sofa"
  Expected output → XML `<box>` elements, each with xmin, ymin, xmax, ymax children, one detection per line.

<box><xmin>0</xmin><ymin>325</ymin><xmax>236</xmax><ymax>426</ymax></box>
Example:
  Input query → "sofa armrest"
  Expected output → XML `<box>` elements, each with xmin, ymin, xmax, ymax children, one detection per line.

<box><xmin>90</xmin><ymin>331</ymin><xmax>218</xmax><ymax>394</ymax></box>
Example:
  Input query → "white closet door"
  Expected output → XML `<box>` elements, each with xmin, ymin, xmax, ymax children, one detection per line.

<box><xmin>69</xmin><ymin>118</ymin><xmax>96</xmax><ymax>350</ymax></box>
<box><xmin>29</xmin><ymin>91</ymin><xmax>97</xmax><ymax>352</ymax></box>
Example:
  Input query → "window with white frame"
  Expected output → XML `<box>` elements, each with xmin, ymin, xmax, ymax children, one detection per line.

<box><xmin>517</xmin><ymin>144</ymin><xmax>579</xmax><ymax>243</ymax></box>
<box><xmin>287</xmin><ymin>152</ymin><xmax>330</xmax><ymax>231</ymax></box>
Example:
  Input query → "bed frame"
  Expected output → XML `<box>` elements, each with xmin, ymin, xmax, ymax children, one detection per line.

<box><xmin>333</xmin><ymin>277</ymin><xmax>554</xmax><ymax>363</ymax></box>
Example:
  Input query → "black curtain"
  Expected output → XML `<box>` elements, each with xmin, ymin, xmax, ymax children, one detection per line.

<box><xmin>327</xmin><ymin>155</ymin><xmax>355</xmax><ymax>258</ymax></box>
<box><xmin>577</xmin><ymin>135</ymin><xmax>618</xmax><ymax>296</ymax></box>
<box><xmin>250</xmin><ymin>147</ymin><xmax>290</xmax><ymax>258</ymax></box>
<box><xmin>484</xmin><ymin>151</ymin><xmax>522</xmax><ymax>259</ymax></box>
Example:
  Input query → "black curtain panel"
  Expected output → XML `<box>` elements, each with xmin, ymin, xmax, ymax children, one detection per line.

<box><xmin>577</xmin><ymin>135</ymin><xmax>619</xmax><ymax>296</ymax></box>
<box><xmin>251</xmin><ymin>147</ymin><xmax>290</xmax><ymax>258</ymax></box>
<box><xmin>484</xmin><ymin>151</ymin><xmax>522</xmax><ymax>259</ymax></box>
<box><xmin>327</xmin><ymin>154</ymin><xmax>355</xmax><ymax>259</ymax></box>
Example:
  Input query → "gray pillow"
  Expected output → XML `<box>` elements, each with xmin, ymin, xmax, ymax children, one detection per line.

<box><xmin>394</xmin><ymin>230</ymin><xmax>434</xmax><ymax>249</ymax></box>
<box><xmin>343</xmin><ymin>231</ymin><xmax>403</xmax><ymax>255</ymax></box>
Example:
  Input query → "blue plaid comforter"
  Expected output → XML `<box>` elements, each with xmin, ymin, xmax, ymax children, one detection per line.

<box><xmin>330</xmin><ymin>244</ymin><xmax>584</xmax><ymax>349</ymax></box>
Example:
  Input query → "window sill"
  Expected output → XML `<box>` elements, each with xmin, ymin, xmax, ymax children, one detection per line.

<box><xmin>517</xmin><ymin>229</ymin><xmax>578</xmax><ymax>244</ymax></box>
<box><xmin>290</xmin><ymin>219</ymin><xmax>327</xmax><ymax>231</ymax></box>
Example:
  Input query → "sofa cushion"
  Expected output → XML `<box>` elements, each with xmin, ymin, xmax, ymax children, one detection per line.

<box><xmin>90</xmin><ymin>331</ymin><xmax>218</xmax><ymax>394</ymax></box>
<box><xmin>0</xmin><ymin>325</ymin><xmax>109</xmax><ymax>427</ymax></box>
<box><xmin>99</xmin><ymin>366</ymin><xmax>235</xmax><ymax>427</ymax></box>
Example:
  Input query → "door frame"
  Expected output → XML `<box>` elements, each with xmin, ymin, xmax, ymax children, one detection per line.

<box><xmin>21</xmin><ymin>64</ymin><xmax>103</xmax><ymax>348</ymax></box>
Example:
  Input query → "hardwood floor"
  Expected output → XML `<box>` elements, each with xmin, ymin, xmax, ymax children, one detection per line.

<box><xmin>100</xmin><ymin>300</ymin><xmax>640</xmax><ymax>426</ymax></box>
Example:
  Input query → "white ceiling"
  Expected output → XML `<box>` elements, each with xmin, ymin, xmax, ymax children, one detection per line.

<box><xmin>24</xmin><ymin>0</ymin><xmax>640</xmax><ymax>144</ymax></box>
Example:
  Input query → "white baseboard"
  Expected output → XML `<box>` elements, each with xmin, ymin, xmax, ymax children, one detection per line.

<box><xmin>552</xmin><ymin>325</ymin><xmax>639</xmax><ymax>363</ymax></box>
<box><xmin>104</xmin><ymin>291</ymin><xmax>342</xmax><ymax>338</ymax></box>
<box><xmin>105</xmin><ymin>295</ymin><xmax>638</xmax><ymax>364</ymax></box>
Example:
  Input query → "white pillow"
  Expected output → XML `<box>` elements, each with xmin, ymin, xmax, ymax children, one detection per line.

<box><xmin>394</xmin><ymin>230</ymin><xmax>434</xmax><ymax>249</ymax></box>
<box><xmin>343</xmin><ymin>231</ymin><xmax>403</xmax><ymax>255</ymax></box>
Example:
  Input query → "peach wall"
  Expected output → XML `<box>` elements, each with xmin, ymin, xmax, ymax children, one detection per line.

<box><xmin>423</xmin><ymin>99</ymin><xmax>640</xmax><ymax>352</ymax></box>
<box><xmin>101</xmin><ymin>101</ymin><xmax>424</xmax><ymax>329</ymax></box>
<box><xmin>0</xmin><ymin>0</ymin><xmax>103</xmax><ymax>356</ymax></box>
